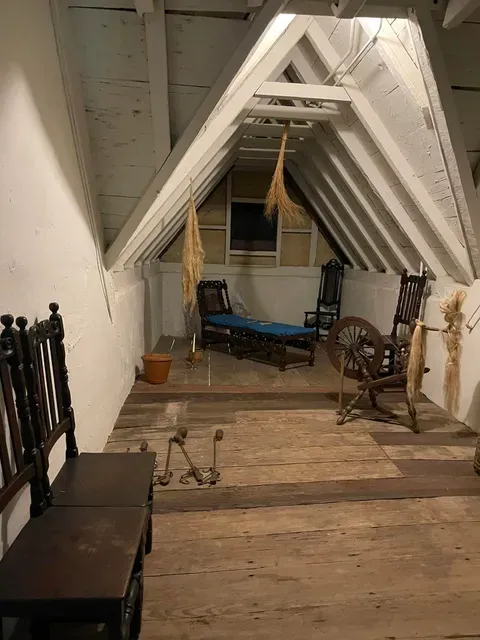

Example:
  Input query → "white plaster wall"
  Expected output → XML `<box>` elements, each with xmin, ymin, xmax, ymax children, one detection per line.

<box><xmin>0</xmin><ymin>0</ymin><xmax>145</xmax><ymax>563</ymax></box>
<box><xmin>422</xmin><ymin>279</ymin><xmax>480</xmax><ymax>432</ymax></box>
<box><xmin>340</xmin><ymin>270</ymin><xmax>401</xmax><ymax>334</ymax></box>
<box><xmin>153</xmin><ymin>263</ymin><xmax>325</xmax><ymax>338</ymax></box>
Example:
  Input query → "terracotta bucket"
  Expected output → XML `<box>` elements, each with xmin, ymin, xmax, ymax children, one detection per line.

<box><xmin>142</xmin><ymin>354</ymin><xmax>173</xmax><ymax>384</ymax></box>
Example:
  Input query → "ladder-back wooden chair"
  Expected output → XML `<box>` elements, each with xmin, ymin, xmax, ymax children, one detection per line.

<box><xmin>383</xmin><ymin>269</ymin><xmax>428</xmax><ymax>372</ymax></box>
<box><xmin>0</xmin><ymin>317</ymin><xmax>147</xmax><ymax>639</ymax></box>
<box><xmin>304</xmin><ymin>259</ymin><xmax>344</xmax><ymax>341</ymax></box>
<box><xmin>16</xmin><ymin>304</ymin><xmax>156</xmax><ymax>554</ymax></box>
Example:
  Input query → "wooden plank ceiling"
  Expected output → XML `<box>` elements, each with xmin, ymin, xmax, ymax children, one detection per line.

<box><xmin>63</xmin><ymin>0</ymin><xmax>480</xmax><ymax>284</ymax></box>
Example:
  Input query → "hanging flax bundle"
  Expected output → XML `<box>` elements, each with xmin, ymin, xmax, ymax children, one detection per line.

<box><xmin>440</xmin><ymin>289</ymin><xmax>466</xmax><ymax>414</ymax></box>
<box><xmin>407</xmin><ymin>320</ymin><xmax>427</xmax><ymax>402</ymax></box>
<box><xmin>182</xmin><ymin>185</ymin><xmax>205</xmax><ymax>312</ymax></box>
<box><xmin>265</xmin><ymin>122</ymin><xmax>306</xmax><ymax>226</ymax></box>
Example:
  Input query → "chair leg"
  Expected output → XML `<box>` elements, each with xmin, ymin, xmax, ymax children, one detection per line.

<box><xmin>129</xmin><ymin>576</ymin><xmax>144</xmax><ymax>639</ymax></box>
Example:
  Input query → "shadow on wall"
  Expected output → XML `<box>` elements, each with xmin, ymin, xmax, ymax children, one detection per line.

<box><xmin>1</xmin><ymin>1</ymin><xmax>97</xmax><ymax>244</ymax></box>
<box><xmin>464</xmin><ymin>381</ymin><xmax>480</xmax><ymax>434</ymax></box>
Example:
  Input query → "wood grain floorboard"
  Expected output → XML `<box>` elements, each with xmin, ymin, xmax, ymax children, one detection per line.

<box><xmin>395</xmin><ymin>459</ymin><xmax>478</xmax><ymax>477</ymax></box>
<box><xmin>142</xmin><ymin>553</ymin><xmax>480</xmax><ymax>620</ymax></box>
<box><xmin>383</xmin><ymin>444</ymin><xmax>476</xmax><ymax>461</ymax></box>
<box><xmin>151</xmin><ymin>496</ymin><xmax>480</xmax><ymax>542</ymax></box>
<box><xmin>145</xmin><ymin>520</ymin><xmax>480</xmax><ymax>576</ymax></box>
<box><xmin>155</xmin><ymin>459</ymin><xmax>403</xmax><ymax>490</ymax></box>
<box><xmin>371</xmin><ymin>430</ymin><xmax>477</xmax><ymax>445</ymax></box>
<box><xmin>139</xmin><ymin>594</ymin><xmax>480</xmax><ymax>640</ymax></box>
<box><xmin>152</xmin><ymin>476</ymin><xmax>480</xmax><ymax>513</ymax></box>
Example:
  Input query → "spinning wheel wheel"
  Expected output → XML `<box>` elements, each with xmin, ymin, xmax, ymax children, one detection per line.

<box><xmin>326</xmin><ymin>316</ymin><xmax>385</xmax><ymax>380</ymax></box>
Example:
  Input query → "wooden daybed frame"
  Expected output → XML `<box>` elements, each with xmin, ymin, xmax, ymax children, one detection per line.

<box><xmin>197</xmin><ymin>280</ymin><xmax>316</xmax><ymax>372</ymax></box>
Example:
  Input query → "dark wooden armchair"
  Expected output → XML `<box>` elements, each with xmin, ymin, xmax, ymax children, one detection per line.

<box><xmin>304</xmin><ymin>259</ymin><xmax>344</xmax><ymax>341</ymax></box>
<box><xmin>383</xmin><ymin>269</ymin><xmax>428</xmax><ymax>371</ymax></box>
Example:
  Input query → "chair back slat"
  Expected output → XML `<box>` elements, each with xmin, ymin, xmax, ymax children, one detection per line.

<box><xmin>18</xmin><ymin>304</ymin><xmax>78</xmax><ymax>465</ymax></box>
<box><xmin>391</xmin><ymin>269</ymin><xmax>428</xmax><ymax>337</ymax></box>
<box><xmin>35</xmin><ymin>339</ymin><xmax>52</xmax><ymax>437</ymax></box>
<box><xmin>41</xmin><ymin>337</ymin><xmax>60</xmax><ymax>429</ymax></box>
<box><xmin>0</xmin><ymin>316</ymin><xmax>46</xmax><ymax>517</ymax></box>
<box><xmin>197</xmin><ymin>280</ymin><xmax>233</xmax><ymax>319</ymax></box>
<box><xmin>0</xmin><ymin>369</ymin><xmax>13</xmax><ymax>486</ymax></box>
<box><xmin>0</xmin><ymin>360</ymin><xmax>24</xmax><ymax>474</ymax></box>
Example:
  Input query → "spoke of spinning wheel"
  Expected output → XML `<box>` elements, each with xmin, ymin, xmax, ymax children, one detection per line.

<box><xmin>345</xmin><ymin>352</ymin><xmax>354</xmax><ymax>369</ymax></box>
<box><xmin>346</xmin><ymin>325</ymin><xmax>355</xmax><ymax>345</ymax></box>
<box><xmin>337</xmin><ymin>334</ymin><xmax>350</xmax><ymax>348</ymax></box>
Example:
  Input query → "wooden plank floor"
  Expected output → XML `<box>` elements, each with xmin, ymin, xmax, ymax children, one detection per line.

<box><xmin>26</xmin><ymin>347</ymin><xmax>480</xmax><ymax>640</ymax></box>
<box><xmin>104</xmin><ymin>359</ymin><xmax>480</xmax><ymax>640</ymax></box>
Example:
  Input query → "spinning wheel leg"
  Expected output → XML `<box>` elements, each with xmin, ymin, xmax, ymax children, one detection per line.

<box><xmin>337</xmin><ymin>390</ymin><xmax>365</xmax><ymax>425</ymax></box>
<box><xmin>368</xmin><ymin>388</ymin><xmax>378</xmax><ymax>410</ymax></box>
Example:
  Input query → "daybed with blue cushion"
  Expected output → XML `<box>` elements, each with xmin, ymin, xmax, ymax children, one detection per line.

<box><xmin>197</xmin><ymin>280</ymin><xmax>315</xmax><ymax>371</ymax></box>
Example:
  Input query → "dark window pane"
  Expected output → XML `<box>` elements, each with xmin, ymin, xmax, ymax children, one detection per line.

<box><xmin>230</xmin><ymin>202</ymin><xmax>277</xmax><ymax>252</ymax></box>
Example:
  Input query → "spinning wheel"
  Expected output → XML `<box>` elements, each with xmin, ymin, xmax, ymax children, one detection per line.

<box><xmin>326</xmin><ymin>316</ymin><xmax>385</xmax><ymax>380</ymax></box>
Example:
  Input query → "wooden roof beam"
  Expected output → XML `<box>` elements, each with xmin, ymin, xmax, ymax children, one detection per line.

<box><xmin>286</xmin><ymin>161</ymin><xmax>361</xmax><ymax>269</ymax></box>
<box><xmin>249</xmin><ymin>104</ymin><xmax>339</xmax><ymax>121</ymax></box>
<box><xmin>296</xmin><ymin>159</ymin><xmax>375</xmax><ymax>270</ymax></box>
<box><xmin>443</xmin><ymin>0</ymin><xmax>480</xmax><ymax>28</ymax></box>
<box><xmin>409</xmin><ymin>9</ymin><xmax>480</xmax><ymax>277</ymax></box>
<box><xmin>306</xmin><ymin>20</ymin><xmax>473</xmax><ymax>284</ymax></box>
<box><xmin>255</xmin><ymin>81</ymin><xmax>351</xmax><ymax>103</ymax></box>
<box><xmin>306</xmin><ymin>147</ymin><xmax>397</xmax><ymax>273</ymax></box>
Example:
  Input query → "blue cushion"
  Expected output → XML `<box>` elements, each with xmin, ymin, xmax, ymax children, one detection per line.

<box><xmin>205</xmin><ymin>314</ymin><xmax>314</xmax><ymax>337</ymax></box>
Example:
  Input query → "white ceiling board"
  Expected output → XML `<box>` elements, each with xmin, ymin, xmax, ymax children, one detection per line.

<box><xmin>433</xmin><ymin>20</ymin><xmax>480</xmax><ymax>88</ymax></box>
<box><xmin>165</xmin><ymin>14</ymin><xmax>249</xmax><ymax>88</ymax></box>
<box><xmin>168</xmin><ymin>84</ymin><xmax>209</xmax><ymax>145</ymax></box>
<box><xmin>69</xmin><ymin>7</ymin><xmax>148</xmax><ymax>81</ymax></box>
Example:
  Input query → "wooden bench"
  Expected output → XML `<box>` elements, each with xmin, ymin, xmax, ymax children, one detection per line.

<box><xmin>0</xmin><ymin>309</ymin><xmax>153</xmax><ymax>638</ymax></box>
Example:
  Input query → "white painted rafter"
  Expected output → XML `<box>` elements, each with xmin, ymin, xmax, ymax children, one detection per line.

<box><xmin>306</xmin><ymin>20</ymin><xmax>473</xmax><ymax>284</ymax></box>
<box><xmin>443</xmin><ymin>0</ymin><xmax>480</xmax><ymax>28</ymax></box>
<box><xmin>409</xmin><ymin>9</ymin><xmax>480</xmax><ymax>276</ymax></box>
<box><xmin>330</xmin><ymin>0</ymin><xmax>368</xmax><ymax>18</ymax></box>
<box><xmin>296</xmin><ymin>159</ymin><xmax>375</xmax><ymax>270</ymax></box>
<box><xmin>255</xmin><ymin>81</ymin><xmax>351</xmax><ymax>102</ymax></box>
<box><xmin>307</xmin><ymin>148</ymin><xmax>396</xmax><ymax>273</ymax></box>
<box><xmin>145</xmin><ymin>1</ymin><xmax>170</xmax><ymax>169</ymax></box>
<box><xmin>243</xmin><ymin>122</ymin><xmax>313</xmax><ymax>137</ymax></box>
<box><xmin>248</xmin><ymin>104</ymin><xmax>340</xmax><ymax>121</ymax></box>
<box><xmin>286</xmin><ymin>162</ymin><xmax>360</xmax><ymax>268</ymax></box>
<box><xmin>106</xmin><ymin>0</ymin><xmax>294</xmax><ymax>269</ymax></box>
<box><xmin>311</xmin><ymin>124</ymin><xmax>416</xmax><ymax>273</ymax></box>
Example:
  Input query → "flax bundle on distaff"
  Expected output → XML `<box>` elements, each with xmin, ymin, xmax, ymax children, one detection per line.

<box><xmin>182</xmin><ymin>184</ymin><xmax>205</xmax><ymax>313</ymax></box>
<box><xmin>264</xmin><ymin>122</ymin><xmax>306</xmax><ymax>226</ymax></box>
<box><xmin>406</xmin><ymin>289</ymin><xmax>466</xmax><ymax>415</ymax></box>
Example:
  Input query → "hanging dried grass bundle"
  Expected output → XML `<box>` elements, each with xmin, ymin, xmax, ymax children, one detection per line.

<box><xmin>265</xmin><ymin>122</ymin><xmax>306</xmax><ymax>226</ymax></box>
<box><xmin>182</xmin><ymin>184</ymin><xmax>205</xmax><ymax>312</ymax></box>
<box><xmin>440</xmin><ymin>289</ymin><xmax>466</xmax><ymax>414</ymax></box>
<box><xmin>407</xmin><ymin>320</ymin><xmax>427</xmax><ymax>402</ymax></box>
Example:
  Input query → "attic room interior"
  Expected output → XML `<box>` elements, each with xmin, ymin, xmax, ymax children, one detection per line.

<box><xmin>4</xmin><ymin>0</ymin><xmax>480</xmax><ymax>637</ymax></box>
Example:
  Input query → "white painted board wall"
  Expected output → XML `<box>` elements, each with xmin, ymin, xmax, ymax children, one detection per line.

<box><xmin>0</xmin><ymin>0</ymin><xmax>145</xmax><ymax>571</ymax></box>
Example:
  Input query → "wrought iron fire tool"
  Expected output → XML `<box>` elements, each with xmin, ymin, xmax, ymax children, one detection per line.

<box><xmin>156</xmin><ymin>427</ymin><xmax>224</xmax><ymax>487</ymax></box>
